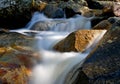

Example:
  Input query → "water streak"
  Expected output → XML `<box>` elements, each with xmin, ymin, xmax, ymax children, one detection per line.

<box><xmin>26</xmin><ymin>12</ymin><xmax>92</xmax><ymax>32</ymax></box>
<box><xmin>10</xmin><ymin>11</ymin><xmax>106</xmax><ymax>84</ymax></box>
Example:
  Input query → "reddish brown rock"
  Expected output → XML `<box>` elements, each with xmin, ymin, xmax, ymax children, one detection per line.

<box><xmin>53</xmin><ymin>30</ymin><xmax>106</xmax><ymax>52</ymax></box>
<box><xmin>0</xmin><ymin>32</ymin><xmax>40</xmax><ymax>84</ymax></box>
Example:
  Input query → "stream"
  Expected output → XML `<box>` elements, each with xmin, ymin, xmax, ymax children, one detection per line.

<box><xmin>10</xmin><ymin>11</ymin><xmax>106</xmax><ymax>84</ymax></box>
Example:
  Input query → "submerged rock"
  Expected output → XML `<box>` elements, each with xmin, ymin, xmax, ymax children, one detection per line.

<box><xmin>65</xmin><ymin>20</ymin><xmax>120</xmax><ymax>84</ymax></box>
<box><xmin>53</xmin><ymin>30</ymin><xmax>106</xmax><ymax>52</ymax></box>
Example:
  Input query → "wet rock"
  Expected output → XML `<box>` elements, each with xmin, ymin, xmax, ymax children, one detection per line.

<box><xmin>0</xmin><ymin>32</ymin><xmax>39</xmax><ymax>67</ymax></box>
<box><xmin>0</xmin><ymin>32</ymin><xmax>35</xmax><ymax>47</ymax></box>
<box><xmin>44</xmin><ymin>3</ymin><xmax>64</xmax><ymax>18</ymax></box>
<box><xmin>65</xmin><ymin>20</ymin><xmax>120</xmax><ymax>84</ymax></box>
<box><xmin>30</xmin><ymin>21</ymin><xmax>52</xmax><ymax>31</ymax></box>
<box><xmin>92</xmin><ymin>20</ymin><xmax>112</xmax><ymax>30</ymax></box>
<box><xmin>30</xmin><ymin>20</ymin><xmax>66</xmax><ymax>31</ymax></box>
<box><xmin>0</xmin><ymin>32</ymin><xmax>40</xmax><ymax>84</ymax></box>
<box><xmin>53</xmin><ymin>30</ymin><xmax>105</xmax><ymax>52</ymax></box>
<box><xmin>92</xmin><ymin>17</ymin><xmax>120</xmax><ymax>30</ymax></box>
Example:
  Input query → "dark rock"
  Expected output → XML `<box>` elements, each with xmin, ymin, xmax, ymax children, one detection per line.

<box><xmin>92</xmin><ymin>20</ymin><xmax>112</xmax><ymax>30</ymax></box>
<box><xmin>0</xmin><ymin>0</ymin><xmax>47</xmax><ymax>29</ymax></box>
<box><xmin>65</xmin><ymin>20</ymin><xmax>120</xmax><ymax>84</ymax></box>
<box><xmin>64</xmin><ymin>7</ymin><xmax>77</xmax><ymax>18</ymax></box>
<box><xmin>44</xmin><ymin>4</ymin><xmax>64</xmax><ymax>18</ymax></box>
<box><xmin>0</xmin><ymin>0</ymin><xmax>33</xmax><ymax>29</ymax></box>
<box><xmin>85</xmin><ymin>0</ymin><xmax>104</xmax><ymax>9</ymax></box>
<box><xmin>107</xmin><ymin>17</ymin><xmax>119</xmax><ymax>24</ymax></box>
<box><xmin>58</xmin><ymin>0</ymin><xmax>88</xmax><ymax>18</ymax></box>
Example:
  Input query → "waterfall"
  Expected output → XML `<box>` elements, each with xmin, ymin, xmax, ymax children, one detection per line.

<box><xmin>10</xmin><ymin>11</ymin><xmax>106</xmax><ymax>84</ymax></box>
<box><xmin>26</xmin><ymin>12</ymin><xmax>92</xmax><ymax>32</ymax></box>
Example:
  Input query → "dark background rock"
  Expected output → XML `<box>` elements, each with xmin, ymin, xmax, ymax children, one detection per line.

<box><xmin>43</xmin><ymin>3</ymin><xmax>64</xmax><ymax>18</ymax></box>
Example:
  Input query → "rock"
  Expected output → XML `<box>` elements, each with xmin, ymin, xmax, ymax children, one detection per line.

<box><xmin>80</xmin><ymin>6</ymin><xmax>94</xmax><ymax>17</ymax></box>
<box><xmin>32</xmin><ymin>0</ymin><xmax>47</xmax><ymax>11</ymax></box>
<box><xmin>0</xmin><ymin>0</ymin><xmax>48</xmax><ymax>29</ymax></box>
<box><xmin>30</xmin><ymin>20</ymin><xmax>67</xmax><ymax>31</ymax></box>
<box><xmin>0</xmin><ymin>32</ymin><xmax>35</xmax><ymax>47</ymax></box>
<box><xmin>92</xmin><ymin>20</ymin><xmax>112</xmax><ymax>30</ymax></box>
<box><xmin>53</xmin><ymin>30</ymin><xmax>106</xmax><ymax>52</ymax></box>
<box><xmin>93</xmin><ymin>17</ymin><xmax>120</xmax><ymax>30</ymax></box>
<box><xmin>30</xmin><ymin>21</ymin><xmax>53</xmax><ymax>31</ymax></box>
<box><xmin>113</xmin><ymin>2</ymin><xmax>120</xmax><ymax>17</ymax></box>
<box><xmin>58</xmin><ymin>0</ymin><xmax>88</xmax><ymax>18</ymax></box>
<box><xmin>64</xmin><ymin>7</ymin><xmax>77</xmax><ymax>18</ymax></box>
<box><xmin>44</xmin><ymin>3</ymin><xmax>64</xmax><ymax>18</ymax></box>
<box><xmin>0</xmin><ymin>32</ymin><xmax>40</xmax><ymax>84</ymax></box>
<box><xmin>90</xmin><ymin>4</ymin><xmax>114</xmax><ymax>27</ymax></box>
<box><xmin>65</xmin><ymin>20</ymin><xmax>120</xmax><ymax>84</ymax></box>
<box><xmin>96</xmin><ymin>1</ymin><xmax>113</xmax><ymax>8</ymax></box>
<box><xmin>0</xmin><ymin>0</ymin><xmax>33</xmax><ymax>29</ymax></box>
<box><xmin>85</xmin><ymin>0</ymin><xmax>104</xmax><ymax>9</ymax></box>
<box><xmin>0</xmin><ymin>31</ymin><xmax>40</xmax><ymax>67</ymax></box>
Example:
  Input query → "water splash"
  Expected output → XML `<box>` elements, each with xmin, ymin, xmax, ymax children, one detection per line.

<box><xmin>26</xmin><ymin>12</ymin><xmax>92</xmax><ymax>32</ymax></box>
<box><xmin>30</xmin><ymin>51</ymin><xmax>89</xmax><ymax>84</ymax></box>
<box><xmin>26</xmin><ymin>12</ymin><xmax>51</xmax><ymax>29</ymax></box>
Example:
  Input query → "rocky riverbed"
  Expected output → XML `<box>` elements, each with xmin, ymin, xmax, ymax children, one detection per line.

<box><xmin>0</xmin><ymin>0</ymin><xmax>120</xmax><ymax>84</ymax></box>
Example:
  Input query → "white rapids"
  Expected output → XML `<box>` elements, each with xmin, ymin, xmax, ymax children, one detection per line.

<box><xmin>10</xmin><ymin>11</ymin><xmax>106</xmax><ymax>84</ymax></box>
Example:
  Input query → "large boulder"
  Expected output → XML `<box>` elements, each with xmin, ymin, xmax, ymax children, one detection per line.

<box><xmin>0</xmin><ymin>0</ymin><xmax>47</xmax><ymax>29</ymax></box>
<box><xmin>0</xmin><ymin>0</ymin><xmax>33</xmax><ymax>29</ymax></box>
<box><xmin>53</xmin><ymin>30</ymin><xmax>106</xmax><ymax>52</ymax></box>
<box><xmin>65</xmin><ymin>20</ymin><xmax>120</xmax><ymax>83</ymax></box>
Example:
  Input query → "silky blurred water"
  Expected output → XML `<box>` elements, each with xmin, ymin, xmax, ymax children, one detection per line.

<box><xmin>10</xmin><ymin>11</ymin><xmax>106</xmax><ymax>84</ymax></box>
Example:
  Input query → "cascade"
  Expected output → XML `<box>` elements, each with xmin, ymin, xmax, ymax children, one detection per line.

<box><xmin>10</xmin><ymin>11</ymin><xmax>106</xmax><ymax>84</ymax></box>
<box><xmin>26</xmin><ymin>12</ymin><xmax>92</xmax><ymax>32</ymax></box>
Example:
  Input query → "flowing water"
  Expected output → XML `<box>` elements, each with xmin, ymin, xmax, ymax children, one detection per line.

<box><xmin>10</xmin><ymin>11</ymin><xmax>106</xmax><ymax>84</ymax></box>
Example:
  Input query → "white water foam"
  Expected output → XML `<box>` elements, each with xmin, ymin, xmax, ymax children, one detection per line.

<box><xmin>30</xmin><ymin>50</ymin><xmax>89</xmax><ymax>84</ymax></box>
<box><xmin>26</xmin><ymin>12</ymin><xmax>92</xmax><ymax>32</ymax></box>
